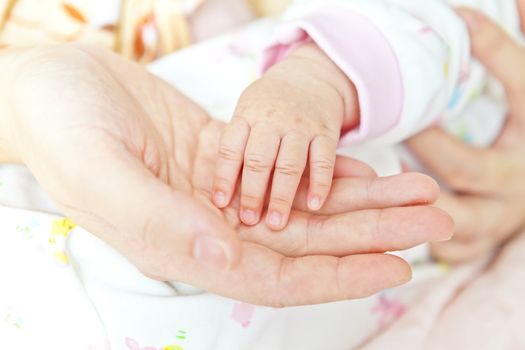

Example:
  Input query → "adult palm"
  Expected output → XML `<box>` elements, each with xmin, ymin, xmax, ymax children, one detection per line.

<box><xmin>5</xmin><ymin>45</ymin><xmax>452</xmax><ymax>306</ymax></box>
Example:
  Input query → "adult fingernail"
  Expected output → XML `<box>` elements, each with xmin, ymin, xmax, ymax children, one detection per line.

<box><xmin>193</xmin><ymin>235</ymin><xmax>231</xmax><ymax>271</ymax></box>
<box><xmin>308</xmin><ymin>196</ymin><xmax>321</xmax><ymax>211</ymax></box>
<box><xmin>268</xmin><ymin>211</ymin><xmax>282</xmax><ymax>228</ymax></box>
<box><xmin>241</xmin><ymin>209</ymin><xmax>257</xmax><ymax>225</ymax></box>
<box><xmin>213</xmin><ymin>191</ymin><xmax>227</xmax><ymax>207</ymax></box>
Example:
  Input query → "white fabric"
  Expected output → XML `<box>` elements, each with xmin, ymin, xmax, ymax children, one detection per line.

<box><xmin>282</xmin><ymin>0</ymin><xmax>523</xmax><ymax>146</ymax></box>
<box><xmin>0</xmin><ymin>0</ymin><xmax>521</xmax><ymax>346</ymax></box>
<box><xmin>0</xmin><ymin>19</ymin><xmax>447</xmax><ymax>350</ymax></box>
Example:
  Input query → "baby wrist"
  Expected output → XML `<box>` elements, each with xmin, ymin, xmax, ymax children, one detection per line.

<box><xmin>287</xmin><ymin>42</ymin><xmax>359</xmax><ymax>131</ymax></box>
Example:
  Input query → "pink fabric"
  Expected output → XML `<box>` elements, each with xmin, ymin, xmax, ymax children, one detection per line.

<box><xmin>358</xmin><ymin>230</ymin><xmax>525</xmax><ymax>350</ymax></box>
<box><xmin>260</xmin><ymin>35</ymin><xmax>312</xmax><ymax>73</ymax></box>
<box><xmin>230</xmin><ymin>302</ymin><xmax>256</xmax><ymax>328</ymax></box>
<box><xmin>261</xmin><ymin>8</ymin><xmax>404</xmax><ymax>145</ymax></box>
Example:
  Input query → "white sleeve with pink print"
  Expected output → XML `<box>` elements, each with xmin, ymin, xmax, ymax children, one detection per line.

<box><xmin>262</xmin><ymin>0</ymin><xmax>522</xmax><ymax>147</ymax></box>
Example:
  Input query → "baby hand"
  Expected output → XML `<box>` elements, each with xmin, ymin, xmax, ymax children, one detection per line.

<box><xmin>212</xmin><ymin>42</ymin><xmax>359</xmax><ymax>230</ymax></box>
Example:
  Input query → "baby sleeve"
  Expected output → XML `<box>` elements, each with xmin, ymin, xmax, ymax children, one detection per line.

<box><xmin>262</xmin><ymin>0</ymin><xmax>522</xmax><ymax>146</ymax></box>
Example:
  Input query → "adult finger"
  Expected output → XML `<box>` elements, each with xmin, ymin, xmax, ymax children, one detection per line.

<box><xmin>60</xmin><ymin>142</ymin><xmax>242</xmax><ymax>277</ymax></box>
<box><xmin>457</xmin><ymin>7</ymin><xmax>525</xmax><ymax>103</ymax></box>
<box><xmin>333</xmin><ymin>155</ymin><xmax>378</xmax><ymax>178</ymax></box>
<box><xmin>239</xmin><ymin>206</ymin><xmax>453</xmax><ymax>257</ymax></box>
<box><xmin>407</xmin><ymin>127</ymin><xmax>518</xmax><ymax>195</ymax></box>
<box><xmin>435</xmin><ymin>192</ymin><xmax>508</xmax><ymax>243</ymax></box>
<box><xmin>431</xmin><ymin>238</ymin><xmax>495</xmax><ymax>264</ymax></box>
<box><xmin>180</xmin><ymin>244</ymin><xmax>413</xmax><ymax>306</ymax></box>
<box><xmin>520</xmin><ymin>0</ymin><xmax>525</xmax><ymax>33</ymax></box>
<box><xmin>292</xmin><ymin>172</ymin><xmax>440</xmax><ymax>215</ymax></box>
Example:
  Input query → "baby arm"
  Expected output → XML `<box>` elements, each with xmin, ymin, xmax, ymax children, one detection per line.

<box><xmin>212</xmin><ymin>41</ymin><xmax>359</xmax><ymax>230</ymax></box>
<box><xmin>212</xmin><ymin>0</ymin><xmax>523</xmax><ymax>231</ymax></box>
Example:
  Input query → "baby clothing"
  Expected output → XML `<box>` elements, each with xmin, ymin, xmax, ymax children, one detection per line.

<box><xmin>264</xmin><ymin>0</ymin><xmax>523</xmax><ymax>151</ymax></box>
<box><xmin>1</xmin><ymin>20</ymin><xmax>438</xmax><ymax>350</ymax></box>
<box><xmin>1</xmin><ymin>1</ymin><xmax>524</xmax><ymax>349</ymax></box>
<box><xmin>0</xmin><ymin>17</ymin><xmax>448</xmax><ymax>350</ymax></box>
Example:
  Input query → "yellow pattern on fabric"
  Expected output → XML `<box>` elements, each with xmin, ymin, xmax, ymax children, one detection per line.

<box><xmin>51</xmin><ymin>217</ymin><xmax>76</xmax><ymax>237</ymax></box>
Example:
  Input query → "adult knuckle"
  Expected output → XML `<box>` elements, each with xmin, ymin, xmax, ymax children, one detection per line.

<box><xmin>304</xmin><ymin>215</ymin><xmax>324</xmax><ymax>255</ymax></box>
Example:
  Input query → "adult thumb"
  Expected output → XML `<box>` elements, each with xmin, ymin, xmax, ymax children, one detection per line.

<box><xmin>65</xmin><ymin>147</ymin><xmax>241</xmax><ymax>278</ymax></box>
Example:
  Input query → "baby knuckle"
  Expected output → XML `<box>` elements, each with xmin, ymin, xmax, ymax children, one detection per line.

<box><xmin>312</xmin><ymin>182</ymin><xmax>331</xmax><ymax>194</ymax></box>
<box><xmin>218</xmin><ymin>144</ymin><xmax>241</xmax><ymax>161</ymax></box>
<box><xmin>275</xmin><ymin>160</ymin><xmax>303</xmax><ymax>177</ymax></box>
<box><xmin>285</xmin><ymin>130</ymin><xmax>309</xmax><ymax>142</ymax></box>
<box><xmin>320</xmin><ymin>122</ymin><xmax>338</xmax><ymax>135</ymax></box>
<box><xmin>312</xmin><ymin>157</ymin><xmax>334</xmax><ymax>172</ymax></box>
<box><xmin>244</xmin><ymin>154</ymin><xmax>272</xmax><ymax>173</ymax></box>
<box><xmin>213</xmin><ymin>175</ymin><xmax>233</xmax><ymax>188</ymax></box>
<box><xmin>241</xmin><ymin>193</ymin><xmax>263</xmax><ymax>205</ymax></box>
<box><xmin>271</xmin><ymin>194</ymin><xmax>293</xmax><ymax>207</ymax></box>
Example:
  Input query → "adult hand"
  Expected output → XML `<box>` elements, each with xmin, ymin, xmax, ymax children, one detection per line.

<box><xmin>407</xmin><ymin>7</ymin><xmax>525</xmax><ymax>263</ymax></box>
<box><xmin>0</xmin><ymin>45</ymin><xmax>452</xmax><ymax>306</ymax></box>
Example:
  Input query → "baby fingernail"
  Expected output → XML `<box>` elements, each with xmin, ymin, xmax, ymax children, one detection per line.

<box><xmin>213</xmin><ymin>191</ymin><xmax>227</xmax><ymax>207</ymax></box>
<box><xmin>309</xmin><ymin>196</ymin><xmax>321</xmax><ymax>210</ymax></box>
<box><xmin>193</xmin><ymin>235</ymin><xmax>230</xmax><ymax>271</ymax></box>
<box><xmin>268</xmin><ymin>211</ymin><xmax>282</xmax><ymax>228</ymax></box>
<box><xmin>241</xmin><ymin>210</ymin><xmax>257</xmax><ymax>225</ymax></box>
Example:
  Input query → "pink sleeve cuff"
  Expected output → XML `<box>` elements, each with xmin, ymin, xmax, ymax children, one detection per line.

<box><xmin>262</xmin><ymin>8</ymin><xmax>404</xmax><ymax>145</ymax></box>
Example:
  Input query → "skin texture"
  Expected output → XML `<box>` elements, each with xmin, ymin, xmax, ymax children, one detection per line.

<box><xmin>408</xmin><ymin>6</ymin><xmax>525</xmax><ymax>264</ymax></box>
<box><xmin>0</xmin><ymin>44</ymin><xmax>453</xmax><ymax>306</ymax></box>
<box><xmin>213</xmin><ymin>42</ymin><xmax>359</xmax><ymax>231</ymax></box>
